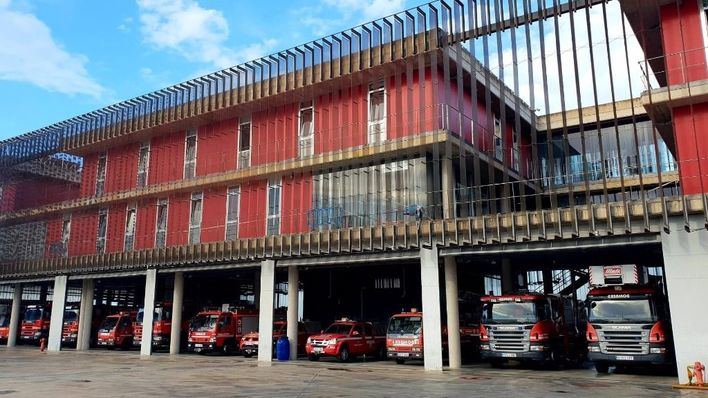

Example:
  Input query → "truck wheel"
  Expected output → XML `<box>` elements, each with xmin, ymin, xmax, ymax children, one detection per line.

<box><xmin>222</xmin><ymin>342</ymin><xmax>233</xmax><ymax>355</ymax></box>
<box><xmin>338</xmin><ymin>346</ymin><xmax>351</xmax><ymax>362</ymax></box>
<box><xmin>395</xmin><ymin>359</ymin><xmax>406</xmax><ymax>365</ymax></box>
<box><xmin>308</xmin><ymin>355</ymin><xmax>319</xmax><ymax>361</ymax></box>
<box><xmin>594</xmin><ymin>362</ymin><xmax>610</xmax><ymax>374</ymax></box>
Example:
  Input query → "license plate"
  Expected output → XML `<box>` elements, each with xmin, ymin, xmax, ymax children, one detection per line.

<box><xmin>397</xmin><ymin>353</ymin><xmax>410</xmax><ymax>358</ymax></box>
<box><xmin>313</xmin><ymin>347</ymin><xmax>324</xmax><ymax>354</ymax></box>
<box><xmin>501</xmin><ymin>353</ymin><xmax>517</xmax><ymax>358</ymax></box>
<box><xmin>194</xmin><ymin>343</ymin><xmax>203</xmax><ymax>348</ymax></box>
<box><xmin>616</xmin><ymin>355</ymin><xmax>634</xmax><ymax>361</ymax></box>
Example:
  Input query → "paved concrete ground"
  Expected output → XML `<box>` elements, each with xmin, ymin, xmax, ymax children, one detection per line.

<box><xmin>0</xmin><ymin>346</ymin><xmax>699</xmax><ymax>397</ymax></box>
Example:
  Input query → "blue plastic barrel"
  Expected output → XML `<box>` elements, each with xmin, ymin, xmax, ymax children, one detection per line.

<box><xmin>276</xmin><ymin>336</ymin><xmax>290</xmax><ymax>361</ymax></box>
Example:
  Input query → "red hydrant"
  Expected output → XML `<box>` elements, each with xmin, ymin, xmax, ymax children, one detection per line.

<box><xmin>39</xmin><ymin>337</ymin><xmax>46</xmax><ymax>352</ymax></box>
<box><xmin>694</xmin><ymin>362</ymin><xmax>705</xmax><ymax>387</ymax></box>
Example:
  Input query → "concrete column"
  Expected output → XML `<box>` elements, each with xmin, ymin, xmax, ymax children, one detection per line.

<box><xmin>444</xmin><ymin>256</ymin><xmax>461</xmax><ymax>369</ymax></box>
<box><xmin>7</xmin><ymin>283</ymin><xmax>22</xmax><ymax>347</ymax></box>
<box><xmin>170</xmin><ymin>272</ymin><xmax>184</xmax><ymax>355</ymax></box>
<box><xmin>501</xmin><ymin>258</ymin><xmax>513</xmax><ymax>294</ymax></box>
<box><xmin>661</xmin><ymin>215</ymin><xmax>708</xmax><ymax>384</ymax></box>
<box><xmin>76</xmin><ymin>279</ymin><xmax>95</xmax><ymax>351</ymax></box>
<box><xmin>442</xmin><ymin>156</ymin><xmax>455</xmax><ymax>219</ymax></box>
<box><xmin>47</xmin><ymin>275</ymin><xmax>68</xmax><ymax>352</ymax></box>
<box><xmin>420</xmin><ymin>247</ymin><xmax>443</xmax><ymax>371</ymax></box>
<box><xmin>542</xmin><ymin>269</ymin><xmax>554</xmax><ymax>294</ymax></box>
<box><xmin>258</xmin><ymin>260</ymin><xmax>275</xmax><ymax>364</ymax></box>
<box><xmin>287</xmin><ymin>265</ymin><xmax>299</xmax><ymax>360</ymax></box>
<box><xmin>140</xmin><ymin>269</ymin><xmax>157</xmax><ymax>356</ymax></box>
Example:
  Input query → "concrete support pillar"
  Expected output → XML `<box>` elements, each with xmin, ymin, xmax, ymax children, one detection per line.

<box><xmin>444</xmin><ymin>256</ymin><xmax>461</xmax><ymax>369</ymax></box>
<box><xmin>258</xmin><ymin>260</ymin><xmax>276</xmax><ymax>364</ymax></box>
<box><xmin>47</xmin><ymin>275</ymin><xmax>68</xmax><ymax>352</ymax></box>
<box><xmin>170</xmin><ymin>272</ymin><xmax>184</xmax><ymax>355</ymax></box>
<box><xmin>442</xmin><ymin>156</ymin><xmax>455</xmax><ymax>219</ymax></box>
<box><xmin>501</xmin><ymin>258</ymin><xmax>513</xmax><ymax>294</ymax></box>
<box><xmin>661</xmin><ymin>215</ymin><xmax>708</xmax><ymax>384</ymax></box>
<box><xmin>542</xmin><ymin>269</ymin><xmax>554</xmax><ymax>294</ymax></box>
<box><xmin>287</xmin><ymin>265</ymin><xmax>299</xmax><ymax>360</ymax></box>
<box><xmin>7</xmin><ymin>283</ymin><xmax>22</xmax><ymax>347</ymax></box>
<box><xmin>420</xmin><ymin>247</ymin><xmax>443</xmax><ymax>371</ymax></box>
<box><xmin>76</xmin><ymin>279</ymin><xmax>95</xmax><ymax>351</ymax></box>
<box><xmin>140</xmin><ymin>269</ymin><xmax>157</xmax><ymax>356</ymax></box>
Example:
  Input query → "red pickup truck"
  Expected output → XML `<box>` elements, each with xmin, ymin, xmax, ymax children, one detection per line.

<box><xmin>305</xmin><ymin>319</ymin><xmax>386</xmax><ymax>362</ymax></box>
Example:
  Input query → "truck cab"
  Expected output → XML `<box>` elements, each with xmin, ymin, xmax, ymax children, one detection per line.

<box><xmin>480</xmin><ymin>293</ymin><xmax>585</xmax><ymax>367</ymax></box>
<box><xmin>60</xmin><ymin>306</ymin><xmax>80</xmax><ymax>346</ymax></box>
<box><xmin>133</xmin><ymin>303</ymin><xmax>173</xmax><ymax>350</ymax></box>
<box><xmin>96</xmin><ymin>312</ymin><xmax>136</xmax><ymax>349</ymax></box>
<box><xmin>187</xmin><ymin>309</ymin><xmax>258</xmax><ymax>354</ymax></box>
<box><xmin>20</xmin><ymin>304</ymin><xmax>51</xmax><ymax>344</ymax></box>
<box><xmin>305</xmin><ymin>319</ymin><xmax>386</xmax><ymax>362</ymax></box>
<box><xmin>240</xmin><ymin>321</ymin><xmax>313</xmax><ymax>358</ymax></box>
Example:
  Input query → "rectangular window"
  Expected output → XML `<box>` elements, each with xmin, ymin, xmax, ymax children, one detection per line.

<box><xmin>189</xmin><ymin>192</ymin><xmax>203</xmax><ymax>244</ymax></box>
<box><xmin>368</xmin><ymin>80</ymin><xmax>387</xmax><ymax>143</ymax></box>
<box><xmin>124</xmin><ymin>204</ymin><xmax>137</xmax><ymax>251</ymax></box>
<box><xmin>96</xmin><ymin>208</ymin><xmax>108</xmax><ymax>254</ymax></box>
<box><xmin>266</xmin><ymin>179</ymin><xmax>281</xmax><ymax>236</ymax></box>
<box><xmin>96</xmin><ymin>153</ymin><xmax>107</xmax><ymax>196</ymax></box>
<box><xmin>512</xmin><ymin>128</ymin><xmax>520</xmax><ymax>171</ymax></box>
<box><xmin>137</xmin><ymin>141</ymin><xmax>150</xmax><ymax>187</ymax></box>
<box><xmin>298</xmin><ymin>101</ymin><xmax>314</xmax><ymax>158</ymax></box>
<box><xmin>155</xmin><ymin>198</ymin><xmax>168</xmax><ymax>248</ymax></box>
<box><xmin>184</xmin><ymin>129</ymin><xmax>197</xmax><ymax>179</ymax></box>
<box><xmin>225</xmin><ymin>187</ymin><xmax>240</xmax><ymax>240</ymax></box>
<box><xmin>60</xmin><ymin>214</ymin><xmax>71</xmax><ymax>257</ymax></box>
<box><xmin>494</xmin><ymin>117</ymin><xmax>503</xmax><ymax>161</ymax></box>
<box><xmin>238</xmin><ymin>118</ymin><xmax>251</xmax><ymax>168</ymax></box>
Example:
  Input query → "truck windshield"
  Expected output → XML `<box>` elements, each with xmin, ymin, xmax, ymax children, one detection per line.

<box><xmin>24</xmin><ymin>309</ymin><xmax>43</xmax><ymax>322</ymax></box>
<box><xmin>588</xmin><ymin>299</ymin><xmax>654</xmax><ymax>323</ymax></box>
<box><xmin>190</xmin><ymin>315</ymin><xmax>219</xmax><ymax>331</ymax></box>
<box><xmin>63</xmin><ymin>310</ymin><xmax>78</xmax><ymax>323</ymax></box>
<box><xmin>0</xmin><ymin>315</ymin><xmax>8</xmax><ymax>327</ymax></box>
<box><xmin>324</xmin><ymin>324</ymin><xmax>353</xmax><ymax>335</ymax></box>
<box><xmin>136</xmin><ymin>309</ymin><xmax>161</xmax><ymax>323</ymax></box>
<box><xmin>387</xmin><ymin>316</ymin><xmax>422</xmax><ymax>336</ymax></box>
<box><xmin>482</xmin><ymin>301</ymin><xmax>549</xmax><ymax>324</ymax></box>
<box><xmin>100</xmin><ymin>317</ymin><xmax>119</xmax><ymax>331</ymax></box>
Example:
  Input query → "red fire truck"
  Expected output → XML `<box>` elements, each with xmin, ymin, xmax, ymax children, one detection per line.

<box><xmin>96</xmin><ymin>311</ymin><xmax>137</xmax><ymax>349</ymax></box>
<box><xmin>60</xmin><ymin>306</ymin><xmax>80</xmax><ymax>346</ymax></box>
<box><xmin>305</xmin><ymin>319</ymin><xmax>386</xmax><ymax>362</ymax></box>
<box><xmin>186</xmin><ymin>309</ymin><xmax>258</xmax><ymax>354</ymax></box>
<box><xmin>586</xmin><ymin>265</ymin><xmax>674</xmax><ymax>373</ymax></box>
<box><xmin>20</xmin><ymin>304</ymin><xmax>51</xmax><ymax>344</ymax></box>
<box><xmin>479</xmin><ymin>293</ymin><xmax>586</xmax><ymax>367</ymax></box>
<box><xmin>239</xmin><ymin>321</ymin><xmax>314</xmax><ymax>358</ymax></box>
<box><xmin>133</xmin><ymin>303</ymin><xmax>173</xmax><ymax>350</ymax></box>
<box><xmin>0</xmin><ymin>312</ymin><xmax>9</xmax><ymax>343</ymax></box>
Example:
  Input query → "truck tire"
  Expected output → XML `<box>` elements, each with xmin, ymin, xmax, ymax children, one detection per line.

<box><xmin>308</xmin><ymin>355</ymin><xmax>319</xmax><ymax>361</ymax></box>
<box><xmin>337</xmin><ymin>346</ymin><xmax>351</xmax><ymax>362</ymax></box>
<box><xmin>594</xmin><ymin>362</ymin><xmax>610</xmax><ymax>374</ymax></box>
<box><xmin>395</xmin><ymin>359</ymin><xmax>406</xmax><ymax>365</ymax></box>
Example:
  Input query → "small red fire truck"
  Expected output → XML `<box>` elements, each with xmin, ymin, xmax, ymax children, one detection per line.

<box><xmin>305</xmin><ymin>319</ymin><xmax>386</xmax><ymax>362</ymax></box>
<box><xmin>96</xmin><ymin>311</ymin><xmax>137</xmax><ymax>349</ymax></box>
<box><xmin>186</xmin><ymin>309</ymin><xmax>258</xmax><ymax>354</ymax></box>
<box><xmin>60</xmin><ymin>306</ymin><xmax>80</xmax><ymax>346</ymax></box>
<box><xmin>239</xmin><ymin>321</ymin><xmax>313</xmax><ymax>358</ymax></box>
<box><xmin>133</xmin><ymin>302</ymin><xmax>173</xmax><ymax>350</ymax></box>
<box><xmin>20</xmin><ymin>304</ymin><xmax>51</xmax><ymax>344</ymax></box>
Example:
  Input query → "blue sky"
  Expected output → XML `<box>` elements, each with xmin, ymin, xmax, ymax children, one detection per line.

<box><xmin>0</xmin><ymin>0</ymin><xmax>422</xmax><ymax>140</ymax></box>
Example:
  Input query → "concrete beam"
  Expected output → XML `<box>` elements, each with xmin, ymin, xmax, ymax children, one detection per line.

<box><xmin>7</xmin><ymin>283</ymin><xmax>21</xmax><ymax>347</ymax></box>
<box><xmin>287</xmin><ymin>266</ymin><xmax>299</xmax><ymax>360</ymax></box>
<box><xmin>140</xmin><ymin>269</ymin><xmax>157</xmax><ymax>356</ymax></box>
<box><xmin>47</xmin><ymin>275</ymin><xmax>68</xmax><ymax>352</ymax></box>
<box><xmin>420</xmin><ymin>247</ymin><xmax>443</xmax><ymax>371</ymax></box>
<box><xmin>76</xmin><ymin>279</ymin><xmax>94</xmax><ymax>351</ymax></box>
<box><xmin>170</xmin><ymin>272</ymin><xmax>184</xmax><ymax>355</ymax></box>
<box><xmin>258</xmin><ymin>260</ymin><xmax>275</xmax><ymax>364</ymax></box>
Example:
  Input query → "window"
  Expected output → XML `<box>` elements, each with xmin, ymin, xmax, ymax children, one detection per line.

<box><xmin>124</xmin><ymin>204</ymin><xmax>137</xmax><ymax>251</ymax></box>
<box><xmin>155</xmin><ymin>199</ymin><xmax>168</xmax><ymax>248</ymax></box>
<box><xmin>266</xmin><ymin>179</ymin><xmax>281</xmax><ymax>236</ymax></box>
<box><xmin>225</xmin><ymin>187</ymin><xmax>240</xmax><ymax>240</ymax></box>
<box><xmin>184</xmin><ymin>129</ymin><xmax>197</xmax><ymax>179</ymax></box>
<box><xmin>494</xmin><ymin>117</ymin><xmax>503</xmax><ymax>161</ymax></box>
<box><xmin>96</xmin><ymin>208</ymin><xmax>108</xmax><ymax>254</ymax></box>
<box><xmin>238</xmin><ymin>117</ymin><xmax>251</xmax><ymax>168</ymax></box>
<box><xmin>137</xmin><ymin>141</ymin><xmax>150</xmax><ymax>187</ymax></box>
<box><xmin>512</xmin><ymin>128</ymin><xmax>520</xmax><ymax>171</ymax></box>
<box><xmin>60</xmin><ymin>214</ymin><xmax>71</xmax><ymax>257</ymax></box>
<box><xmin>189</xmin><ymin>192</ymin><xmax>203</xmax><ymax>244</ymax></box>
<box><xmin>368</xmin><ymin>80</ymin><xmax>386</xmax><ymax>143</ymax></box>
<box><xmin>298</xmin><ymin>101</ymin><xmax>314</xmax><ymax>157</ymax></box>
<box><xmin>96</xmin><ymin>153</ymin><xmax>107</xmax><ymax>196</ymax></box>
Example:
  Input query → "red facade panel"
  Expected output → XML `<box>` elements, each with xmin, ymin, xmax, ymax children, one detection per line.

<box><xmin>80</xmin><ymin>153</ymin><xmax>98</xmax><ymax>198</ymax></box>
<box><xmin>281</xmin><ymin>172</ymin><xmax>313</xmax><ymax>235</ymax></box>
<box><xmin>68</xmin><ymin>210</ymin><xmax>98</xmax><ymax>256</ymax></box>
<box><xmin>200</xmin><ymin>189</ymin><xmax>226</xmax><ymax>243</ymax></box>
<box><xmin>149</xmin><ymin>131</ymin><xmax>185</xmax><ymax>185</ymax></box>
<box><xmin>238</xmin><ymin>180</ymin><xmax>267</xmax><ymax>238</ymax></box>
<box><xmin>251</xmin><ymin>105</ymin><xmax>298</xmax><ymax>166</ymax></box>
<box><xmin>44</xmin><ymin>216</ymin><xmax>63</xmax><ymax>258</ymax></box>
<box><xmin>661</xmin><ymin>1</ymin><xmax>708</xmax><ymax>85</ymax></box>
<box><xmin>13</xmin><ymin>178</ymin><xmax>79</xmax><ymax>211</ymax></box>
<box><xmin>673</xmin><ymin>104</ymin><xmax>708</xmax><ymax>195</ymax></box>
<box><xmin>106</xmin><ymin>204</ymin><xmax>126</xmax><ymax>253</ymax></box>
<box><xmin>0</xmin><ymin>181</ymin><xmax>18</xmax><ymax>213</ymax></box>
<box><xmin>135</xmin><ymin>199</ymin><xmax>157</xmax><ymax>250</ymax></box>
<box><xmin>166</xmin><ymin>193</ymin><xmax>190</xmax><ymax>247</ymax></box>
<box><xmin>105</xmin><ymin>143</ymin><xmax>139</xmax><ymax>194</ymax></box>
<box><xmin>196</xmin><ymin>119</ymin><xmax>238</xmax><ymax>176</ymax></box>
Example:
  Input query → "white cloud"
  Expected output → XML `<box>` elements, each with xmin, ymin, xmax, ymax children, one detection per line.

<box><xmin>299</xmin><ymin>0</ymin><xmax>405</xmax><ymax>38</ymax></box>
<box><xmin>136</xmin><ymin>0</ymin><xmax>277</xmax><ymax>69</ymax></box>
<box><xmin>118</xmin><ymin>16</ymin><xmax>133</xmax><ymax>33</ymax></box>
<box><xmin>324</xmin><ymin>0</ymin><xmax>404</xmax><ymax>21</ymax></box>
<box><xmin>0</xmin><ymin>1</ymin><xmax>105</xmax><ymax>98</ymax></box>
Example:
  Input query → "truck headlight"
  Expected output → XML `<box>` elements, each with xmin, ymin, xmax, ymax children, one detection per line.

<box><xmin>589</xmin><ymin>346</ymin><xmax>601</xmax><ymax>353</ymax></box>
<box><xmin>34</xmin><ymin>332</ymin><xmax>42</xmax><ymax>337</ymax></box>
<box><xmin>650</xmin><ymin>347</ymin><xmax>666</xmax><ymax>354</ymax></box>
<box><xmin>480</xmin><ymin>344</ymin><xmax>490</xmax><ymax>351</ymax></box>
<box><xmin>327</xmin><ymin>339</ymin><xmax>337</xmax><ymax>346</ymax></box>
<box><xmin>530</xmin><ymin>345</ymin><xmax>547</xmax><ymax>352</ymax></box>
<box><xmin>306</xmin><ymin>337</ymin><xmax>312</xmax><ymax>344</ymax></box>
<box><xmin>209</xmin><ymin>337</ymin><xmax>216</xmax><ymax>343</ymax></box>
<box><xmin>153</xmin><ymin>336</ymin><xmax>162</xmax><ymax>341</ymax></box>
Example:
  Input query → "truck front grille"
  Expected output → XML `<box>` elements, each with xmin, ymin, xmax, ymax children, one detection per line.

<box><xmin>600</xmin><ymin>330</ymin><xmax>648</xmax><ymax>355</ymax></box>
<box><xmin>489</xmin><ymin>329</ymin><xmax>527</xmax><ymax>352</ymax></box>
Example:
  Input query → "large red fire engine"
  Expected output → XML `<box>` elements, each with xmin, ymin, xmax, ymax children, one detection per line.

<box><xmin>133</xmin><ymin>302</ymin><xmax>173</xmax><ymax>350</ymax></box>
<box><xmin>96</xmin><ymin>311</ymin><xmax>137</xmax><ymax>349</ymax></box>
<box><xmin>186</xmin><ymin>308</ymin><xmax>258</xmax><ymax>354</ymax></box>
<box><xmin>586</xmin><ymin>265</ymin><xmax>674</xmax><ymax>373</ymax></box>
<box><xmin>239</xmin><ymin>321</ymin><xmax>314</xmax><ymax>358</ymax></box>
<box><xmin>479</xmin><ymin>293</ymin><xmax>586</xmax><ymax>367</ymax></box>
<box><xmin>20</xmin><ymin>304</ymin><xmax>51</xmax><ymax>344</ymax></box>
<box><xmin>60</xmin><ymin>306</ymin><xmax>80</xmax><ymax>346</ymax></box>
<box><xmin>305</xmin><ymin>319</ymin><xmax>386</xmax><ymax>362</ymax></box>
